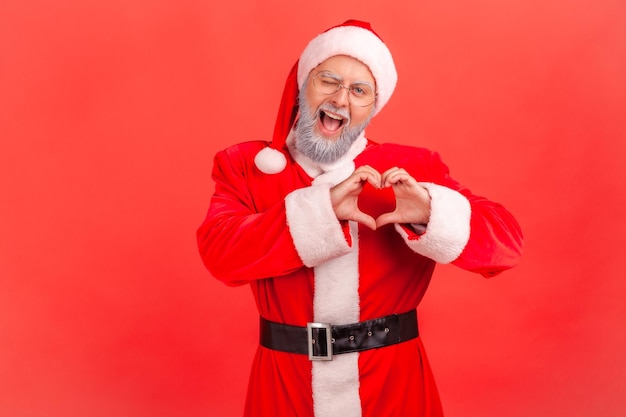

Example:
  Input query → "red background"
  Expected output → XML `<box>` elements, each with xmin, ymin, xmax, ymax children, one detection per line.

<box><xmin>2</xmin><ymin>1</ymin><xmax>625</xmax><ymax>416</ymax></box>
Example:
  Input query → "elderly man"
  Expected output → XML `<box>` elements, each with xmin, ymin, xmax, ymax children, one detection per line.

<box><xmin>197</xmin><ymin>20</ymin><xmax>523</xmax><ymax>417</ymax></box>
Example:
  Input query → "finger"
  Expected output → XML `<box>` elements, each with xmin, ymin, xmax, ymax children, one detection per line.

<box><xmin>352</xmin><ymin>211</ymin><xmax>377</xmax><ymax>230</ymax></box>
<box><xmin>333</xmin><ymin>169</ymin><xmax>375</xmax><ymax>196</ymax></box>
<box><xmin>381</xmin><ymin>167</ymin><xmax>413</xmax><ymax>187</ymax></box>
<box><xmin>354</xmin><ymin>165</ymin><xmax>382</xmax><ymax>187</ymax></box>
<box><xmin>375</xmin><ymin>211</ymin><xmax>400</xmax><ymax>228</ymax></box>
<box><xmin>387</xmin><ymin>170</ymin><xmax>412</xmax><ymax>184</ymax></box>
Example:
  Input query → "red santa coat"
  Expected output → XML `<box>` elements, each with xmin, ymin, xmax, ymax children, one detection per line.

<box><xmin>197</xmin><ymin>133</ymin><xmax>523</xmax><ymax>417</ymax></box>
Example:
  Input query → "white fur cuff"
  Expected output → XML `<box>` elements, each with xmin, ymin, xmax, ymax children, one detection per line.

<box><xmin>395</xmin><ymin>183</ymin><xmax>471</xmax><ymax>263</ymax></box>
<box><xmin>285</xmin><ymin>184</ymin><xmax>352</xmax><ymax>267</ymax></box>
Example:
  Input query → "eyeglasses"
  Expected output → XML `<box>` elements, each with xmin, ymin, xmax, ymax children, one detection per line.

<box><xmin>311</xmin><ymin>71</ymin><xmax>376</xmax><ymax>107</ymax></box>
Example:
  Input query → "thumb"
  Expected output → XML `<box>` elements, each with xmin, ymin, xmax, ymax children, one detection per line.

<box><xmin>352</xmin><ymin>210</ymin><xmax>377</xmax><ymax>231</ymax></box>
<box><xmin>375</xmin><ymin>211</ymin><xmax>399</xmax><ymax>228</ymax></box>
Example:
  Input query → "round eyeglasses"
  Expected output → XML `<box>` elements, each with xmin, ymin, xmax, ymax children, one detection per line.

<box><xmin>311</xmin><ymin>71</ymin><xmax>376</xmax><ymax>107</ymax></box>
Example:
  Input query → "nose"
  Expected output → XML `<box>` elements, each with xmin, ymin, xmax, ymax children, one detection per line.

<box><xmin>331</xmin><ymin>85</ymin><xmax>350</xmax><ymax>107</ymax></box>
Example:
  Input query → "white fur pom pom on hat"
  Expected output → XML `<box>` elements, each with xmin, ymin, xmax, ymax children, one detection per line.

<box><xmin>254</xmin><ymin>20</ymin><xmax>397</xmax><ymax>175</ymax></box>
<box><xmin>254</xmin><ymin>146</ymin><xmax>287</xmax><ymax>175</ymax></box>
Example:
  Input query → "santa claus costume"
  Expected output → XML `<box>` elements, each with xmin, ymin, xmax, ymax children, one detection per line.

<box><xmin>197</xmin><ymin>20</ymin><xmax>523</xmax><ymax>417</ymax></box>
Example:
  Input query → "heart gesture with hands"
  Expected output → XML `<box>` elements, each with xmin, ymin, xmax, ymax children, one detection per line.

<box><xmin>330</xmin><ymin>165</ymin><xmax>431</xmax><ymax>231</ymax></box>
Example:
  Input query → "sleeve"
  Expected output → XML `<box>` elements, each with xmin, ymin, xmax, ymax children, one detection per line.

<box><xmin>395</xmin><ymin>150</ymin><xmax>523</xmax><ymax>278</ymax></box>
<box><xmin>196</xmin><ymin>147</ymin><xmax>352</xmax><ymax>286</ymax></box>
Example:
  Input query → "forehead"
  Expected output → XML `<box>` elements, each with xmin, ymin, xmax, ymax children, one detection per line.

<box><xmin>313</xmin><ymin>55</ymin><xmax>375</xmax><ymax>84</ymax></box>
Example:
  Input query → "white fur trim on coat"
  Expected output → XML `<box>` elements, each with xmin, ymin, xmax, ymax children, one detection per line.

<box><xmin>285</xmin><ymin>184</ymin><xmax>353</xmax><ymax>267</ymax></box>
<box><xmin>286</xmin><ymin>186</ymin><xmax>363</xmax><ymax>417</ymax></box>
<box><xmin>395</xmin><ymin>182</ymin><xmax>471</xmax><ymax>263</ymax></box>
<box><xmin>313</xmin><ymin>351</ymin><xmax>361</xmax><ymax>417</ymax></box>
<box><xmin>312</xmin><ymin>220</ymin><xmax>361</xmax><ymax>417</ymax></box>
<box><xmin>285</xmin><ymin>181</ymin><xmax>363</xmax><ymax>417</ymax></box>
<box><xmin>285</xmin><ymin>134</ymin><xmax>365</xmax><ymax>417</ymax></box>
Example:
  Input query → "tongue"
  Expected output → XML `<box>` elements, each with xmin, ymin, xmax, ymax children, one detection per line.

<box><xmin>321</xmin><ymin>113</ymin><xmax>342</xmax><ymax>132</ymax></box>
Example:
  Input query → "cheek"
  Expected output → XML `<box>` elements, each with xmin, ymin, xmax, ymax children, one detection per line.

<box><xmin>303</xmin><ymin>86</ymin><xmax>324</xmax><ymax>112</ymax></box>
<box><xmin>351</xmin><ymin>108</ymin><xmax>373</xmax><ymax>126</ymax></box>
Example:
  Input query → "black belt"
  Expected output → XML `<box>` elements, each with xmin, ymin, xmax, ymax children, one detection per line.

<box><xmin>260</xmin><ymin>310</ymin><xmax>418</xmax><ymax>361</ymax></box>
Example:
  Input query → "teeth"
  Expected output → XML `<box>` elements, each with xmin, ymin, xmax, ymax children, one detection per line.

<box><xmin>324</xmin><ymin>112</ymin><xmax>343</xmax><ymax>121</ymax></box>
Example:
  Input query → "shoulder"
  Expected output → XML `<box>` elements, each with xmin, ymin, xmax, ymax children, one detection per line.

<box><xmin>216</xmin><ymin>140</ymin><xmax>268</xmax><ymax>158</ymax></box>
<box><xmin>358</xmin><ymin>138</ymin><xmax>453</xmax><ymax>181</ymax></box>
<box><xmin>207</xmin><ymin>141</ymin><xmax>272</xmax><ymax>182</ymax></box>
<box><xmin>212</xmin><ymin>140</ymin><xmax>270</xmax><ymax>167</ymax></box>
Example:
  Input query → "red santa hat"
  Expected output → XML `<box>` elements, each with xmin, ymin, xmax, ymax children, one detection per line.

<box><xmin>254</xmin><ymin>20</ymin><xmax>398</xmax><ymax>174</ymax></box>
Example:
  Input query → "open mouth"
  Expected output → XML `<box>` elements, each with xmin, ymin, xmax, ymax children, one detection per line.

<box><xmin>319</xmin><ymin>110</ymin><xmax>347</xmax><ymax>135</ymax></box>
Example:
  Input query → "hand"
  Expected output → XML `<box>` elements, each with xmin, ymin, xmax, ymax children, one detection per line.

<box><xmin>329</xmin><ymin>165</ymin><xmax>381</xmax><ymax>230</ymax></box>
<box><xmin>375</xmin><ymin>167</ymin><xmax>431</xmax><ymax>228</ymax></box>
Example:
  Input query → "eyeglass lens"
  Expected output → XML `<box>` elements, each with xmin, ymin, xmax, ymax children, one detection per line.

<box><xmin>312</xmin><ymin>72</ymin><xmax>375</xmax><ymax>107</ymax></box>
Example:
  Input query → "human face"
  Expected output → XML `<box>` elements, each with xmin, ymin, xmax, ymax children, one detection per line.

<box><xmin>302</xmin><ymin>55</ymin><xmax>376</xmax><ymax>140</ymax></box>
<box><xmin>294</xmin><ymin>56</ymin><xmax>375</xmax><ymax>164</ymax></box>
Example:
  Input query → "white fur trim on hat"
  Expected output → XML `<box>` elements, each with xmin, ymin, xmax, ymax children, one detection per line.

<box><xmin>297</xmin><ymin>25</ymin><xmax>397</xmax><ymax>116</ymax></box>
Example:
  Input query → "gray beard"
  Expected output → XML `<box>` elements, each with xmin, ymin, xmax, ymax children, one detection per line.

<box><xmin>294</xmin><ymin>88</ymin><xmax>372</xmax><ymax>165</ymax></box>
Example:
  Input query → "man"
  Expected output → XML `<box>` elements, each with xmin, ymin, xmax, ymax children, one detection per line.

<box><xmin>197</xmin><ymin>20</ymin><xmax>523</xmax><ymax>417</ymax></box>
